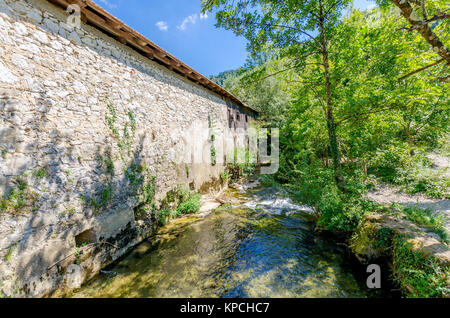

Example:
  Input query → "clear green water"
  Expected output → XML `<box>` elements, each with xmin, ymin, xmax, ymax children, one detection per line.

<box><xmin>70</xmin><ymin>187</ymin><xmax>381</xmax><ymax>298</ymax></box>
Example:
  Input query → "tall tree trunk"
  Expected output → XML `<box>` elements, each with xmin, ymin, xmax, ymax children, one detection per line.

<box><xmin>318</xmin><ymin>3</ymin><xmax>346</xmax><ymax>191</ymax></box>
<box><xmin>404</xmin><ymin>122</ymin><xmax>413</xmax><ymax>146</ymax></box>
<box><xmin>362</xmin><ymin>158</ymin><xmax>368</xmax><ymax>177</ymax></box>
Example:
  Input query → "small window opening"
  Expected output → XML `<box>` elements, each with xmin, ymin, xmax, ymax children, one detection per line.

<box><xmin>75</xmin><ymin>229</ymin><xmax>96</xmax><ymax>247</ymax></box>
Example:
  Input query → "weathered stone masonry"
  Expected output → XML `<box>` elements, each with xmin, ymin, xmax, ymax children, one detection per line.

<box><xmin>0</xmin><ymin>0</ymin><xmax>256</xmax><ymax>297</ymax></box>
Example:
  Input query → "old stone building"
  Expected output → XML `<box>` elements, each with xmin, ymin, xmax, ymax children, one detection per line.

<box><xmin>0</xmin><ymin>0</ymin><xmax>257</xmax><ymax>297</ymax></box>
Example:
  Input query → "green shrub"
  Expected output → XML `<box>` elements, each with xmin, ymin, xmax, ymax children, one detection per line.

<box><xmin>396</xmin><ymin>205</ymin><xmax>448</xmax><ymax>241</ymax></box>
<box><xmin>176</xmin><ymin>184</ymin><xmax>190</xmax><ymax>203</ymax></box>
<box><xmin>395</xmin><ymin>166</ymin><xmax>449</xmax><ymax>199</ymax></box>
<box><xmin>157</xmin><ymin>209</ymin><xmax>171</xmax><ymax>225</ymax></box>
<box><xmin>238</xmin><ymin>148</ymin><xmax>257</xmax><ymax>175</ymax></box>
<box><xmin>437</xmin><ymin>134</ymin><xmax>450</xmax><ymax>157</ymax></box>
<box><xmin>0</xmin><ymin>178</ymin><xmax>40</xmax><ymax>215</ymax></box>
<box><xmin>373</xmin><ymin>227</ymin><xmax>395</xmax><ymax>249</ymax></box>
<box><xmin>176</xmin><ymin>193</ymin><xmax>201</xmax><ymax>215</ymax></box>
<box><xmin>283</xmin><ymin>165</ymin><xmax>335</xmax><ymax>207</ymax></box>
<box><xmin>392</xmin><ymin>235</ymin><xmax>450</xmax><ymax>298</ymax></box>
<box><xmin>220</xmin><ymin>171</ymin><xmax>231</xmax><ymax>183</ymax></box>
<box><xmin>34</xmin><ymin>168</ymin><xmax>47</xmax><ymax>179</ymax></box>
<box><xmin>156</xmin><ymin>186</ymin><xmax>202</xmax><ymax>224</ymax></box>
<box><xmin>160</xmin><ymin>184</ymin><xmax>190</xmax><ymax>210</ymax></box>
<box><xmin>317</xmin><ymin>200</ymin><xmax>365</xmax><ymax>237</ymax></box>
<box><xmin>316</xmin><ymin>184</ymin><xmax>376</xmax><ymax>237</ymax></box>
<box><xmin>3</xmin><ymin>244</ymin><xmax>17</xmax><ymax>262</ymax></box>
<box><xmin>370</xmin><ymin>146</ymin><xmax>449</xmax><ymax>199</ymax></box>
<box><xmin>370</xmin><ymin>144</ymin><xmax>412</xmax><ymax>182</ymax></box>
<box><xmin>344</xmin><ymin>169</ymin><xmax>369</xmax><ymax>195</ymax></box>
<box><xmin>259</xmin><ymin>174</ymin><xmax>278</xmax><ymax>187</ymax></box>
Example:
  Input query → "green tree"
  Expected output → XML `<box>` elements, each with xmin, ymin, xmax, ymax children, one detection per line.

<box><xmin>378</xmin><ymin>0</ymin><xmax>449</xmax><ymax>81</ymax></box>
<box><xmin>333</xmin><ymin>8</ymin><xmax>448</xmax><ymax>152</ymax></box>
<box><xmin>202</xmin><ymin>0</ymin><xmax>353</xmax><ymax>190</ymax></box>
<box><xmin>219</xmin><ymin>56</ymin><xmax>291</xmax><ymax>126</ymax></box>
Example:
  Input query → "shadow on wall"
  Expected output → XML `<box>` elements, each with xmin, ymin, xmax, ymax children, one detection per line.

<box><xmin>0</xmin><ymin>0</ymin><xmax>237</xmax><ymax>197</ymax></box>
<box><xmin>1</xmin><ymin>103</ymin><xmax>157</xmax><ymax>296</ymax></box>
<box><xmin>0</xmin><ymin>0</ymin><xmax>249</xmax><ymax>297</ymax></box>
<box><xmin>0</xmin><ymin>82</ymin><xmax>157</xmax><ymax>296</ymax></box>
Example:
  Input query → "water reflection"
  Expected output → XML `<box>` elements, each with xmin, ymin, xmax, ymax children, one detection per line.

<box><xmin>70</xmin><ymin>187</ymin><xmax>374</xmax><ymax>298</ymax></box>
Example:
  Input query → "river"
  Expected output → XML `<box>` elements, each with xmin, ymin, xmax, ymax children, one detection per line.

<box><xmin>70</xmin><ymin>186</ymin><xmax>388</xmax><ymax>298</ymax></box>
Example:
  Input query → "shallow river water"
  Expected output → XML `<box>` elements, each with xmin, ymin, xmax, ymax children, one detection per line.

<box><xmin>70</xmin><ymin>187</ymin><xmax>385</xmax><ymax>298</ymax></box>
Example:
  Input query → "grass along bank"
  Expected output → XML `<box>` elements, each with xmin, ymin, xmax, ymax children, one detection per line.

<box><xmin>261</xmin><ymin>152</ymin><xmax>450</xmax><ymax>298</ymax></box>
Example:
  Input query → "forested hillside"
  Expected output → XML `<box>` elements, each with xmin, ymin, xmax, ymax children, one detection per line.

<box><xmin>206</xmin><ymin>0</ymin><xmax>449</xmax><ymax>297</ymax></box>
<box><xmin>209</xmin><ymin>69</ymin><xmax>242</xmax><ymax>87</ymax></box>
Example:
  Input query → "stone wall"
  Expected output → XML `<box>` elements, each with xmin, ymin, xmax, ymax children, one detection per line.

<box><xmin>0</xmin><ymin>0</ymin><xmax>255</xmax><ymax>297</ymax></box>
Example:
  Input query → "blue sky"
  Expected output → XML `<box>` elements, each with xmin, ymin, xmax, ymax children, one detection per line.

<box><xmin>93</xmin><ymin>0</ymin><xmax>376</xmax><ymax>77</ymax></box>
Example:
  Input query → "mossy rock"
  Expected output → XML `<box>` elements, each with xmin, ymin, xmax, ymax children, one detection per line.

<box><xmin>351</xmin><ymin>212</ymin><xmax>450</xmax><ymax>297</ymax></box>
<box><xmin>352</xmin><ymin>212</ymin><xmax>450</xmax><ymax>266</ymax></box>
<box><xmin>349</xmin><ymin>214</ymin><xmax>391</xmax><ymax>262</ymax></box>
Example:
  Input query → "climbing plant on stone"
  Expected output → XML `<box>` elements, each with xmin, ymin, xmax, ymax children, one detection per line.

<box><xmin>105</xmin><ymin>96</ymin><xmax>136</xmax><ymax>161</ymax></box>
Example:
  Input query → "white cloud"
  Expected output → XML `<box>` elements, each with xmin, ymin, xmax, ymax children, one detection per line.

<box><xmin>200</xmin><ymin>13</ymin><xmax>208</xmax><ymax>20</ymax></box>
<box><xmin>155</xmin><ymin>21</ymin><xmax>169</xmax><ymax>31</ymax></box>
<box><xmin>367</xmin><ymin>3</ymin><xmax>377</xmax><ymax>10</ymax></box>
<box><xmin>178</xmin><ymin>14</ymin><xmax>198</xmax><ymax>30</ymax></box>
<box><xmin>96</xmin><ymin>0</ymin><xmax>117</xmax><ymax>9</ymax></box>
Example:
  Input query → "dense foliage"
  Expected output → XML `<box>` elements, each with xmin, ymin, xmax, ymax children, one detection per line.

<box><xmin>205</xmin><ymin>0</ymin><xmax>449</xmax><ymax>297</ymax></box>
<box><xmin>206</xmin><ymin>3</ymin><xmax>449</xmax><ymax>214</ymax></box>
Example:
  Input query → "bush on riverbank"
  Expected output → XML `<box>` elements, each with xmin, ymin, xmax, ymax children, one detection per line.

<box><xmin>392</xmin><ymin>235</ymin><xmax>449</xmax><ymax>298</ymax></box>
<box><xmin>393</xmin><ymin>164</ymin><xmax>449</xmax><ymax>200</ymax></box>
<box><xmin>272</xmin><ymin>161</ymin><xmax>450</xmax><ymax>298</ymax></box>
<box><xmin>176</xmin><ymin>193</ymin><xmax>201</xmax><ymax>215</ymax></box>
<box><xmin>316</xmin><ymin>195</ymin><xmax>377</xmax><ymax>238</ymax></box>
<box><xmin>157</xmin><ymin>186</ymin><xmax>202</xmax><ymax>225</ymax></box>
<box><xmin>369</xmin><ymin>146</ymin><xmax>449</xmax><ymax>199</ymax></box>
